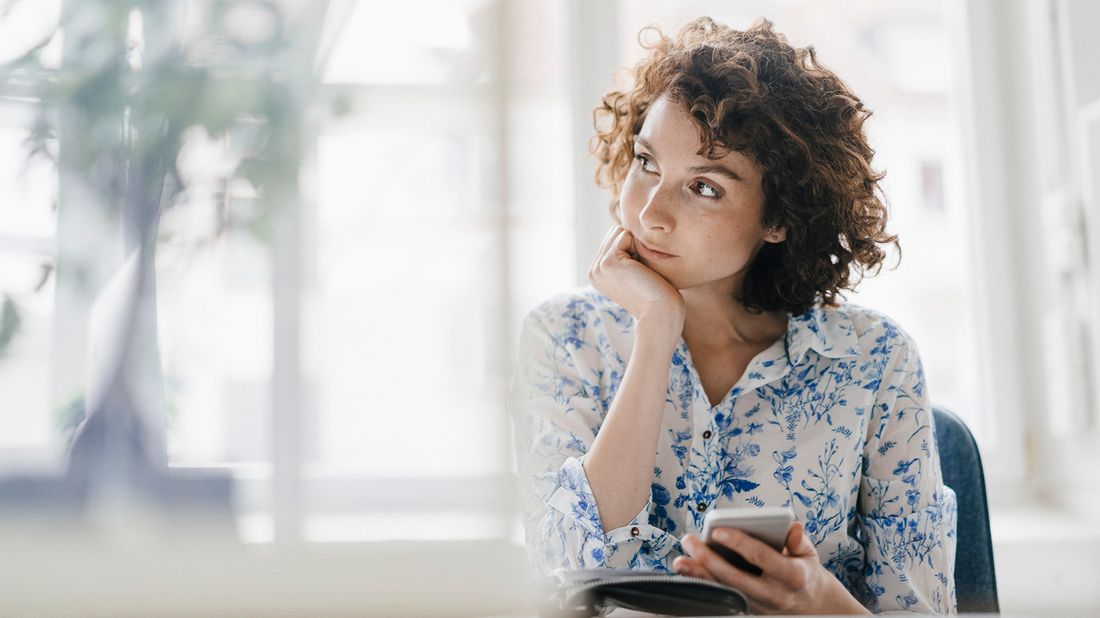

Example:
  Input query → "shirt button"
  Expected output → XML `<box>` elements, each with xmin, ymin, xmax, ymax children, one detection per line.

<box><xmin>630</xmin><ymin>526</ymin><xmax>640</xmax><ymax>537</ymax></box>
<box><xmin>702</xmin><ymin>430</ymin><xmax>712</xmax><ymax>439</ymax></box>
<box><xmin>696</xmin><ymin>502</ymin><xmax>707</xmax><ymax>512</ymax></box>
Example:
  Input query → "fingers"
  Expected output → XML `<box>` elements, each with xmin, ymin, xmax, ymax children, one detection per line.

<box><xmin>672</xmin><ymin>555</ymin><xmax>715</xmax><ymax>581</ymax></box>
<box><xmin>592</xmin><ymin>227</ymin><xmax>635</xmax><ymax>274</ymax></box>
<box><xmin>679</xmin><ymin>534</ymin><xmax>773</xmax><ymax>601</ymax></box>
<box><xmin>784</xmin><ymin>520</ymin><xmax>815</xmax><ymax>558</ymax></box>
<box><xmin>595</xmin><ymin>225</ymin><xmax>638</xmax><ymax>262</ymax></box>
<box><xmin>586</xmin><ymin>223</ymin><xmax>682</xmax><ymax>321</ymax></box>
<box><xmin>590</xmin><ymin>226</ymin><xmax>620</xmax><ymax>272</ymax></box>
<box><xmin>612</xmin><ymin>226</ymin><xmax>634</xmax><ymax>258</ymax></box>
<box><xmin>723</xmin><ymin>528</ymin><xmax>805</xmax><ymax>588</ymax></box>
<box><xmin>594</xmin><ymin>226</ymin><xmax>626</xmax><ymax>264</ymax></box>
<box><xmin>712</xmin><ymin>527</ymin><xmax>809</xmax><ymax>591</ymax></box>
<box><xmin>596</xmin><ymin>225</ymin><xmax>620</xmax><ymax>257</ymax></box>
<box><xmin>599</xmin><ymin>229</ymin><xmax>627</xmax><ymax>269</ymax></box>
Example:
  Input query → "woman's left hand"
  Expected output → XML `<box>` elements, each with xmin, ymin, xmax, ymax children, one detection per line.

<box><xmin>672</xmin><ymin>521</ymin><xmax>870</xmax><ymax>615</ymax></box>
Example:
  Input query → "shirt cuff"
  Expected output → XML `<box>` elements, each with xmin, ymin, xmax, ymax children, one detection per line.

<box><xmin>545</xmin><ymin>455</ymin><xmax>679</xmax><ymax>567</ymax></box>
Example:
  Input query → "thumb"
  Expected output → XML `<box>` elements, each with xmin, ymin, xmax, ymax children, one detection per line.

<box><xmin>784</xmin><ymin>520</ymin><xmax>814</xmax><ymax>557</ymax></box>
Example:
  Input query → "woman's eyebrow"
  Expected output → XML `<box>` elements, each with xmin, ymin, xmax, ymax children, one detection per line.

<box><xmin>688</xmin><ymin>163</ymin><xmax>743</xmax><ymax>182</ymax></box>
<box><xmin>635</xmin><ymin>135</ymin><xmax>743</xmax><ymax>182</ymax></box>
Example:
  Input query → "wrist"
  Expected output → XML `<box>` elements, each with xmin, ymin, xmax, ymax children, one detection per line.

<box><xmin>635</xmin><ymin>308</ymin><xmax>685</xmax><ymax>338</ymax></box>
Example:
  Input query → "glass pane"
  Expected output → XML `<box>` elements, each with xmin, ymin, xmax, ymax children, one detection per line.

<box><xmin>0</xmin><ymin>0</ymin><xmax>62</xmax><ymax>69</ymax></box>
<box><xmin>157</xmin><ymin>189</ymin><xmax>273</xmax><ymax>465</ymax></box>
<box><xmin>322</xmin><ymin>0</ymin><xmax>495</xmax><ymax>85</ymax></box>
<box><xmin>307</xmin><ymin>131</ymin><xmax>502</xmax><ymax>477</ymax></box>
<box><xmin>0</xmin><ymin>124</ymin><xmax>58</xmax><ymax>466</ymax></box>
<box><xmin>304</xmin><ymin>1</ymin><xmax>579</xmax><ymax>541</ymax></box>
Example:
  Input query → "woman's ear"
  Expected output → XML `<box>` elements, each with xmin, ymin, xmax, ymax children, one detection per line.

<box><xmin>765</xmin><ymin>226</ymin><xmax>787</xmax><ymax>243</ymax></box>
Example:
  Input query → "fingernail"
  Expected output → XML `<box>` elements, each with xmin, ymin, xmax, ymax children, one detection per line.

<box><xmin>714</xmin><ymin>530</ymin><xmax>728</xmax><ymax>542</ymax></box>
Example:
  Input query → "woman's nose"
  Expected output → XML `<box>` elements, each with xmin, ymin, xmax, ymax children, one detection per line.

<box><xmin>639</xmin><ymin>182</ymin><xmax>675</xmax><ymax>231</ymax></box>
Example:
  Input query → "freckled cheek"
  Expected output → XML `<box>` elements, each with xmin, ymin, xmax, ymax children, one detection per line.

<box><xmin>697</xmin><ymin>229</ymin><xmax>759</xmax><ymax>267</ymax></box>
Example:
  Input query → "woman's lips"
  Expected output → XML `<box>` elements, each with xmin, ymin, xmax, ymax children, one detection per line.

<box><xmin>636</xmin><ymin>239</ymin><xmax>677</xmax><ymax>260</ymax></box>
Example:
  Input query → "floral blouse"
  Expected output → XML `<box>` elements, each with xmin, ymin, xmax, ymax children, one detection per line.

<box><xmin>508</xmin><ymin>286</ymin><xmax>957</xmax><ymax>614</ymax></box>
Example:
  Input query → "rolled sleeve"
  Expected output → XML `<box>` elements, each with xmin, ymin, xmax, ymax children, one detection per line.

<box><xmin>541</xmin><ymin>456</ymin><xmax>678</xmax><ymax>570</ymax></box>
<box><xmin>858</xmin><ymin>329</ymin><xmax>957</xmax><ymax>614</ymax></box>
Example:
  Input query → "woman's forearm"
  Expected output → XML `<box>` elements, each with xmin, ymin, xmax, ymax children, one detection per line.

<box><xmin>583</xmin><ymin>317</ymin><xmax>682</xmax><ymax>532</ymax></box>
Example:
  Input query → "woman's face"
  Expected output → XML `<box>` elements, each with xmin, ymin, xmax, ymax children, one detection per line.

<box><xmin>617</xmin><ymin>95</ymin><xmax>785</xmax><ymax>293</ymax></box>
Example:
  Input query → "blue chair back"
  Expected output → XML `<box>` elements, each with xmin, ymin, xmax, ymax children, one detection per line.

<box><xmin>932</xmin><ymin>406</ymin><xmax>999</xmax><ymax>613</ymax></box>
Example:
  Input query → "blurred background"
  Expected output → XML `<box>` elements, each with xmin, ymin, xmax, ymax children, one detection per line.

<box><xmin>1</xmin><ymin>0</ymin><xmax>1098</xmax><ymax>614</ymax></box>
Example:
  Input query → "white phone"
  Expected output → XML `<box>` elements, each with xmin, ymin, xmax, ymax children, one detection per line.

<box><xmin>700</xmin><ymin>507</ymin><xmax>795</xmax><ymax>575</ymax></box>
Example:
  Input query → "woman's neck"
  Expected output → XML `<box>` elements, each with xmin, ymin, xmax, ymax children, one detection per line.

<box><xmin>679</xmin><ymin>282</ymin><xmax>787</xmax><ymax>349</ymax></box>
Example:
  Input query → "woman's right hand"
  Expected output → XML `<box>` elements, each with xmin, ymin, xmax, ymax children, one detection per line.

<box><xmin>588</xmin><ymin>225</ymin><xmax>686</xmax><ymax>329</ymax></box>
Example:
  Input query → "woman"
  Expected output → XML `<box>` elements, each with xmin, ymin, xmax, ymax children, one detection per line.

<box><xmin>509</xmin><ymin>17</ymin><xmax>956</xmax><ymax>614</ymax></box>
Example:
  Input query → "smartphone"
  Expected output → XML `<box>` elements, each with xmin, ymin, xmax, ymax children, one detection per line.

<box><xmin>700</xmin><ymin>507</ymin><xmax>795</xmax><ymax>576</ymax></box>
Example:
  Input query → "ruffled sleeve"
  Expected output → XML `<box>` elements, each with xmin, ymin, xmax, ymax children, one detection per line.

<box><xmin>857</xmin><ymin>329</ymin><xmax>958</xmax><ymax>614</ymax></box>
<box><xmin>508</xmin><ymin>308</ymin><xmax>679</xmax><ymax>576</ymax></box>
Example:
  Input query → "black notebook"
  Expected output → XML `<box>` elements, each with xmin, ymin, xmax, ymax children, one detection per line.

<box><xmin>539</xmin><ymin>568</ymin><xmax>748</xmax><ymax>617</ymax></box>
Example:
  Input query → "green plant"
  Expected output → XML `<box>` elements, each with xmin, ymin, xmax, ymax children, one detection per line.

<box><xmin>0</xmin><ymin>295</ymin><xmax>21</xmax><ymax>356</ymax></box>
<box><xmin>0</xmin><ymin>0</ymin><xmax>344</xmax><ymax>461</ymax></box>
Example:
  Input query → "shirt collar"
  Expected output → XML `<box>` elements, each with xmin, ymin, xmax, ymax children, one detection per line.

<box><xmin>784</xmin><ymin>304</ymin><xmax>861</xmax><ymax>366</ymax></box>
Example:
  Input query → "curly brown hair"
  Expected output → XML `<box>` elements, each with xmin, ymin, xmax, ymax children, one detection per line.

<box><xmin>593</xmin><ymin>17</ymin><xmax>898</xmax><ymax>315</ymax></box>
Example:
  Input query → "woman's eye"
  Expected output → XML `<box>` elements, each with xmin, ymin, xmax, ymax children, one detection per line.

<box><xmin>692</xmin><ymin>180</ymin><xmax>720</xmax><ymax>199</ymax></box>
<box><xmin>634</xmin><ymin>153</ymin><xmax>657</xmax><ymax>173</ymax></box>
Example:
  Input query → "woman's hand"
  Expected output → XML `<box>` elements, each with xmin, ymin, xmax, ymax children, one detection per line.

<box><xmin>588</xmin><ymin>225</ymin><xmax>685</xmax><ymax>327</ymax></box>
<box><xmin>672</xmin><ymin>521</ymin><xmax>870</xmax><ymax>615</ymax></box>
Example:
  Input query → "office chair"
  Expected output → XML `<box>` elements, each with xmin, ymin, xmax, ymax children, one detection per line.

<box><xmin>932</xmin><ymin>406</ymin><xmax>1000</xmax><ymax>613</ymax></box>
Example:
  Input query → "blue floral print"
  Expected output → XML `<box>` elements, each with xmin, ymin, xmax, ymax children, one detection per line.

<box><xmin>509</xmin><ymin>286</ymin><xmax>957</xmax><ymax>613</ymax></box>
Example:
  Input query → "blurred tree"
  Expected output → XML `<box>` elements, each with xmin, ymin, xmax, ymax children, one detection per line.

<box><xmin>0</xmin><ymin>0</ymin><xmax>340</xmax><ymax>493</ymax></box>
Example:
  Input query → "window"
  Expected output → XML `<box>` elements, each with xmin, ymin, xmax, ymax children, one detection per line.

<box><xmin>4</xmin><ymin>0</ymin><xmax>1097</xmax><ymax>553</ymax></box>
<box><xmin>0</xmin><ymin>0</ymin><xmax>575</xmax><ymax>546</ymax></box>
<box><xmin>155</xmin><ymin>0</ymin><xmax>564</xmax><ymax>542</ymax></box>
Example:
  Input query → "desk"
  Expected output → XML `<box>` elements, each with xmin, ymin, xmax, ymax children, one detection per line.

<box><xmin>0</xmin><ymin>529</ymin><xmax>534</xmax><ymax>615</ymax></box>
